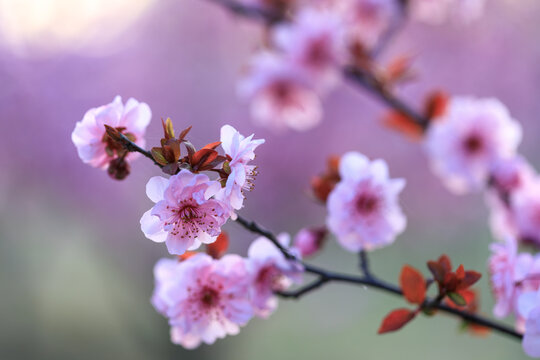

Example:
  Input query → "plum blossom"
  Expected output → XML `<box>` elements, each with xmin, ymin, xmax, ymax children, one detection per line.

<box><xmin>71</xmin><ymin>96</ymin><xmax>151</xmax><ymax>169</ymax></box>
<box><xmin>488</xmin><ymin>236</ymin><xmax>539</xmax><ymax>319</ymax></box>
<box><xmin>409</xmin><ymin>0</ymin><xmax>486</xmax><ymax>24</ymax></box>
<box><xmin>326</xmin><ymin>152</ymin><xmax>406</xmax><ymax>252</ymax></box>
<box><xmin>293</xmin><ymin>226</ymin><xmax>327</xmax><ymax>257</ymax></box>
<box><xmin>140</xmin><ymin>170</ymin><xmax>230</xmax><ymax>255</ymax></box>
<box><xmin>216</xmin><ymin>125</ymin><xmax>265</xmax><ymax>219</ymax></box>
<box><xmin>152</xmin><ymin>254</ymin><xmax>253</xmax><ymax>349</ymax></box>
<box><xmin>247</xmin><ymin>234</ymin><xmax>303</xmax><ymax>318</ymax></box>
<box><xmin>486</xmin><ymin>156</ymin><xmax>535</xmax><ymax>240</ymax></box>
<box><xmin>341</xmin><ymin>0</ymin><xmax>400</xmax><ymax>49</ymax></box>
<box><xmin>239</xmin><ymin>52</ymin><xmax>323</xmax><ymax>131</ymax></box>
<box><xmin>511</xmin><ymin>179</ymin><xmax>540</xmax><ymax>246</ymax></box>
<box><xmin>425</xmin><ymin>97</ymin><xmax>522</xmax><ymax>195</ymax></box>
<box><xmin>518</xmin><ymin>289</ymin><xmax>540</xmax><ymax>357</ymax></box>
<box><xmin>273</xmin><ymin>7</ymin><xmax>346</xmax><ymax>92</ymax></box>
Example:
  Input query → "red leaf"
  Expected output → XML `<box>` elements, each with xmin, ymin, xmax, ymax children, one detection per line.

<box><xmin>424</xmin><ymin>91</ymin><xmax>449</xmax><ymax>120</ymax></box>
<box><xmin>400</xmin><ymin>265</ymin><xmax>426</xmax><ymax>304</ymax></box>
<box><xmin>456</xmin><ymin>265</ymin><xmax>465</xmax><ymax>280</ymax></box>
<box><xmin>427</xmin><ymin>261</ymin><xmax>445</xmax><ymax>284</ymax></box>
<box><xmin>438</xmin><ymin>255</ymin><xmax>452</xmax><ymax>273</ymax></box>
<box><xmin>457</xmin><ymin>270</ymin><xmax>482</xmax><ymax>290</ymax></box>
<box><xmin>383</xmin><ymin>111</ymin><xmax>423</xmax><ymax>140</ymax></box>
<box><xmin>378</xmin><ymin>309</ymin><xmax>416</xmax><ymax>334</ymax></box>
<box><xmin>206</xmin><ymin>232</ymin><xmax>229</xmax><ymax>259</ymax></box>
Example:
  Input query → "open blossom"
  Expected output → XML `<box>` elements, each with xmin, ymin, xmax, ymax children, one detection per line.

<box><xmin>71</xmin><ymin>96</ymin><xmax>151</xmax><ymax>169</ymax></box>
<box><xmin>341</xmin><ymin>0</ymin><xmax>399</xmax><ymax>49</ymax></box>
<box><xmin>239</xmin><ymin>52</ymin><xmax>323</xmax><ymax>131</ymax></box>
<box><xmin>425</xmin><ymin>97</ymin><xmax>522</xmax><ymax>195</ymax></box>
<box><xmin>409</xmin><ymin>0</ymin><xmax>486</xmax><ymax>24</ymax></box>
<box><xmin>489</xmin><ymin>237</ymin><xmax>539</xmax><ymax>319</ymax></box>
<box><xmin>247</xmin><ymin>234</ymin><xmax>303</xmax><ymax>318</ymax></box>
<box><xmin>327</xmin><ymin>152</ymin><xmax>406</xmax><ymax>252</ymax></box>
<box><xmin>512</xmin><ymin>178</ymin><xmax>540</xmax><ymax>246</ymax></box>
<box><xmin>152</xmin><ymin>254</ymin><xmax>253</xmax><ymax>349</ymax></box>
<box><xmin>518</xmin><ymin>289</ymin><xmax>540</xmax><ymax>357</ymax></box>
<box><xmin>216</xmin><ymin>125</ymin><xmax>264</xmax><ymax>219</ymax></box>
<box><xmin>273</xmin><ymin>7</ymin><xmax>346</xmax><ymax>92</ymax></box>
<box><xmin>140</xmin><ymin>170</ymin><xmax>229</xmax><ymax>255</ymax></box>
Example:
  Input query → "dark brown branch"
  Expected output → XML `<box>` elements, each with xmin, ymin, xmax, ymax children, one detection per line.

<box><xmin>201</xmin><ymin>0</ymin><xmax>431</xmax><ymax>130</ymax></box>
<box><xmin>234</xmin><ymin>215</ymin><xmax>523</xmax><ymax>340</ymax></box>
<box><xmin>118</xmin><ymin>130</ymin><xmax>523</xmax><ymax>340</ymax></box>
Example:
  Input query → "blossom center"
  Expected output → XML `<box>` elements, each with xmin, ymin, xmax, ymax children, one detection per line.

<box><xmin>462</xmin><ymin>133</ymin><xmax>484</xmax><ymax>154</ymax></box>
<box><xmin>179</xmin><ymin>205</ymin><xmax>200</xmax><ymax>222</ymax></box>
<box><xmin>200</xmin><ymin>287</ymin><xmax>220</xmax><ymax>308</ymax></box>
<box><xmin>305</xmin><ymin>37</ymin><xmax>332</xmax><ymax>68</ymax></box>
<box><xmin>355</xmin><ymin>193</ymin><xmax>379</xmax><ymax>215</ymax></box>
<box><xmin>271</xmin><ymin>81</ymin><xmax>293</xmax><ymax>103</ymax></box>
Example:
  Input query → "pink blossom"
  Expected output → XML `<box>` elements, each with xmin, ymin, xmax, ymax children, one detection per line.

<box><xmin>341</xmin><ymin>0</ymin><xmax>400</xmax><ymax>49</ymax></box>
<box><xmin>71</xmin><ymin>96</ymin><xmax>151</xmax><ymax>169</ymax></box>
<box><xmin>152</xmin><ymin>254</ymin><xmax>253</xmax><ymax>349</ymax></box>
<box><xmin>326</xmin><ymin>151</ymin><xmax>406</xmax><ymax>252</ymax></box>
<box><xmin>409</xmin><ymin>0</ymin><xmax>486</xmax><ymax>24</ymax></box>
<box><xmin>293</xmin><ymin>226</ymin><xmax>327</xmax><ymax>257</ymax></box>
<box><xmin>489</xmin><ymin>237</ymin><xmax>537</xmax><ymax>318</ymax></box>
<box><xmin>239</xmin><ymin>52</ymin><xmax>323</xmax><ymax>131</ymax></box>
<box><xmin>247</xmin><ymin>234</ymin><xmax>303</xmax><ymax>318</ymax></box>
<box><xmin>273</xmin><ymin>7</ymin><xmax>346</xmax><ymax>92</ymax></box>
<box><xmin>512</xmin><ymin>178</ymin><xmax>540</xmax><ymax>246</ymax></box>
<box><xmin>518</xmin><ymin>289</ymin><xmax>540</xmax><ymax>357</ymax></box>
<box><xmin>140</xmin><ymin>170</ymin><xmax>230</xmax><ymax>255</ymax></box>
<box><xmin>425</xmin><ymin>97</ymin><xmax>522</xmax><ymax>194</ymax></box>
<box><xmin>215</xmin><ymin>125</ymin><xmax>265</xmax><ymax>219</ymax></box>
<box><xmin>486</xmin><ymin>156</ymin><xmax>535</xmax><ymax>240</ymax></box>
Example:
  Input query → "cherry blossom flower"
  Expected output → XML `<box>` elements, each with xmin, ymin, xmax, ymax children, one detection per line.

<box><xmin>486</xmin><ymin>156</ymin><xmax>535</xmax><ymax>240</ymax></box>
<box><xmin>71</xmin><ymin>96</ymin><xmax>151</xmax><ymax>169</ymax></box>
<box><xmin>293</xmin><ymin>226</ymin><xmax>327</xmax><ymax>257</ymax></box>
<box><xmin>152</xmin><ymin>254</ymin><xmax>253</xmax><ymax>349</ymax></box>
<box><xmin>518</xmin><ymin>289</ymin><xmax>540</xmax><ymax>357</ymax></box>
<box><xmin>424</xmin><ymin>97</ymin><xmax>522</xmax><ymax>195</ymax></box>
<box><xmin>215</xmin><ymin>125</ymin><xmax>265</xmax><ymax>219</ymax></box>
<box><xmin>341</xmin><ymin>0</ymin><xmax>400</xmax><ymax>49</ymax></box>
<box><xmin>511</xmin><ymin>178</ymin><xmax>540</xmax><ymax>246</ymax></box>
<box><xmin>489</xmin><ymin>236</ymin><xmax>538</xmax><ymax>319</ymax></box>
<box><xmin>140</xmin><ymin>170</ymin><xmax>230</xmax><ymax>255</ymax></box>
<box><xmin>326</xmin><ymin>151</ymin><xmax>406</xmax><ymax>252</ymax></box>
<box><xmin>273</xmin><ymin>7</ymin><xmax>346</xmax><ymax>92</ymax></box>
<box><xmin>239</xmin><ymin>52</ymin><xmax>323</xmax><ymax>131</ymax></box>
<box><xmin>409</xmin><ymin>0</ymin><xmax>486</xmax><ymax>24</ymax></box>
<box><xmin>247</xmin><ymin>234</ymin><xmax>303</xmax><ymax>318</ymax></box>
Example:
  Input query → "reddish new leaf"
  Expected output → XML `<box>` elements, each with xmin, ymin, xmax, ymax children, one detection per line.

<box><xmin>427</xmin><ymin>261</ymin><xmax>445</xmax><ymax>284</ymax></box>
<box><xmin>378</xmin><ymin>309</ymin><xmax>416</xmax><ymax>334</ymax></box>
<box><xmin>383</xmin><ymin>111</ymin><xmax>423</xmax><ymax>140</ymax></box>
<box><xmin>457</xmin><ymin>270</ymin><xmax>482</xmax><ymax>290</ymax></box>
<box><xmin>206</xmin><ymin>232</ymin><xmax>229</xmax><ymax>259</ymax></box>
<box><xmin>400</xmin><ymin>265</ymin><xmax>426</xmax><ymax>304</ymax></box>
<box><xmin>438</xmin><ymin>255</ymin><xmax>452</xmax><ymax>273</ymax></box>
<box><xmin>424</xmin><ymin>91</ymin><xmax>449</xmax><ymax>120</ymax></box>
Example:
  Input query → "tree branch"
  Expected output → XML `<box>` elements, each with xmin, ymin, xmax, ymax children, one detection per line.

<box><xmin>234</xmin><ymin>215</ymin><xmax>523</xmax><ymax>341</ymax></box>
<box><xmin>201</xmin><ymin>0</ymin><xmax>431</xmax><ymax>130</ymax></box>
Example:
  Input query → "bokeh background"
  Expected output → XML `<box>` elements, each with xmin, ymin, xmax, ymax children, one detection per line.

<box><xmin>1</xmin><ymin>0</ymin><xmax>539</xmax><ymax>358</ymax></box>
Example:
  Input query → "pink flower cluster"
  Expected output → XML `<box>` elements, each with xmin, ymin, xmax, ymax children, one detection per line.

<box><xmin>239</xmin><ymin>1</ymin><xmax>399</xmax><ymax>131</ymax></box>
<box><xmin>141</xmin><ymin>125</ymin><xmax>264</xmax><ymax>256</ymax></box>
<box><xmin>424</xmin><ymin>95</ymin><xmax>540</xmax><ymax>356</ymax></box>
<box><xmin>151</xmin><ymin>235</ymin><xmax>303</xmax><ymax>348</ymax></box>
<box><xmin>326</xmin><ymin>151</ymin><xmax>406</xmax><ymax>252</ymax></box>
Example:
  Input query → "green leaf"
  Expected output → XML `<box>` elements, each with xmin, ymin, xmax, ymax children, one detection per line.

<box><xmin>448</xmin><ymin>292</ymin><xmax>466</xmax><ymax>307</ymax></box>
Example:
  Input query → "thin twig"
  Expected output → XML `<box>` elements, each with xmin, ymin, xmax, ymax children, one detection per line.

<box><xmin>201</xmin><ymin>0</ymin><xmax>431</xmax><ymax>130</ymax></box>
<box><xmin>234</xmin><ymin>215</ymin><xmax>523</xmax><ymax>340</ymax></box>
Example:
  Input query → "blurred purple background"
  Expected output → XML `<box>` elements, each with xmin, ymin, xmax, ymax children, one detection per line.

<box><xmin>1</xmin><ymin>0</ymin><xmax>539</xmax><ymax>358</ymax></box>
